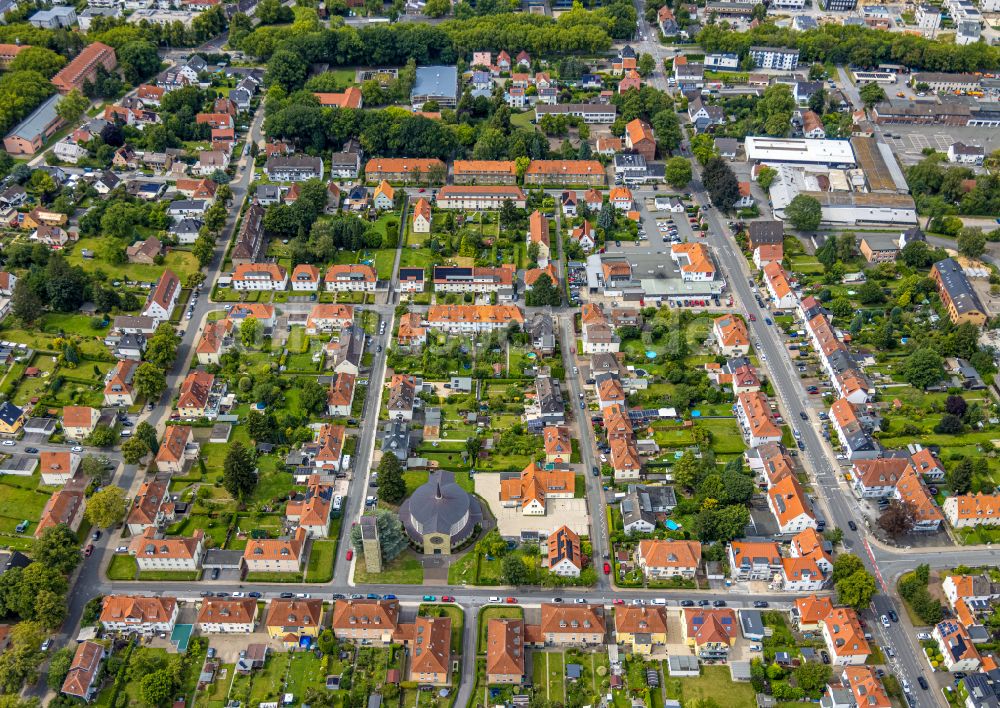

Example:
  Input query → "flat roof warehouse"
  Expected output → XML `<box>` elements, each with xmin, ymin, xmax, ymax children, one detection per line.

<box><xmin>744</xmin><ymin>137</ymin><xmax>856</xmax><ymax>167</ymax></box>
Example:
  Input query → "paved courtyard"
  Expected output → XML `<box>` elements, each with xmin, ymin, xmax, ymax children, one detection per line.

<box><xmin>474</xmin><ymin>474</ymin><xmax>590</xmax><ymax>538</ymax></box>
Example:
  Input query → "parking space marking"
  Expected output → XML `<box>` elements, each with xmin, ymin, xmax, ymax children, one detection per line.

<box><xmin>934</xmin><ymin>134</ymin><xmax>953</xmax><ymax>149</ymax></box>
<box><xmin>908</xmin><ymin>134</ymin><xmax>930</xmax><ymax>149</ymax></box>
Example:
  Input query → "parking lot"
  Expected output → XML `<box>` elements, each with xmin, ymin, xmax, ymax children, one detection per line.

<box><xmin>881</xmin><ymin>123</ymin><xmax>1000</xmax><ymax>164</ymax></box>
<box><xmin>474</xmin><ymin>475</ymin><xmax>591</xmax><ymax>538</ymax></box>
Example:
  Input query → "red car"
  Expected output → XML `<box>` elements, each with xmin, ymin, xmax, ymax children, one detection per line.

<box><xmin>613</xmin><ymin>599</ymin><xmax>625</xmax><ymax>605</ymax></box>
<box><xmin>505</xmin><ymin>597</ymin><xmax>517</xmax><ymax>604</ymax></box>
<box><xmin>749</xmin><ymin>314</ymin><xmax>757</xmax><ymax>322</ymax></box>
<box><xmin>84</xmin><ymin>544</ymin><xmax>94</xmax><ymax>557</ymax></box>
<box><xmin>441</xmin><ymin>595</ymin><xmax>455</xmax><ymax>603</ymax></box>
<box><xmin>603</xmin><ymin>562</ymin><xmax>611</xmax><ymax>575</ymax></box>
<box><xmin>346</xmin><ymin>549</ymin><xmax>353</xmax><ymax>561</ymax></box>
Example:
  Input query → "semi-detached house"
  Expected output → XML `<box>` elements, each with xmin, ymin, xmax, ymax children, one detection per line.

<box><xmin>534</xmin><ymin>103</ymin><xmax>617</xmax><ymax>124</ymax></box>
<box><xmin>266</xmin><ymin>598</ymin><xmax>324</xmax><ymax>643</ymax></box>
<box><xmin>713</xmin><ymin>314</ymin><xmax>750</xmax><ymax>356</ymax></box>
<box><xmin>635</xmin><ymin>539</ymin><xmax>701</xmax><ymax>579</ymax></box>
<box><xmin>944</xmin><ymin>493</ymin><xmax>1000</xmax><ymax>529</ymax></box>
<box><xmin>486</xmin><ymin>618</ymin><xmax>526</xmax><ymax>684</ymax></box>
<box><xmin>61</xmin><ymin>641</ymin><xmax>106</xmax><ymax>701</ymax></box>
<box><xmin>433</xmin><ymin>265</ymin><xmax>514</xmax><ymax>295</ymax></box>
<box><xmin>830</xmin><ymin>398</ymin><xmax>880</xmax><ymax>461</ymax></box>
<box><xmin>763</xmin><ymin>262</ymin><xmax>797</xmax><ymax>309</ymax></box>
<box><xmin>727</xmin><ymin>540</ymin><xmax>781</xmax><ymax>581</ymax></box>
<box><xmin>243</xmin><ymin>527</ymin><xmax>307</xmax><ymax>573</ymax></box>
<box><xmin>232</xmin><ymin>263</ymin><xmax>288</xmax><ymax>291</ymax></box>
<box><xmin>197</xmin><ymin>598</ymin><xmax>258</xmax><ymax>633</ymax></box>
<box><xmin>128</xmin><ymin>527</ymin><xmax>205</xmax><ymax>572</ymax></box>
<box><xmin>436</xmin><ymin>185</ymin><xmax>527</xmax><ymax>209</ymax></box>
<box><xmin>305</xmin><ymin>303</ymin><xmax>354</xmax><ymax>334</ymax></box>
<box><xmin>324</xmin><ymin>264</ymin><xmax>377</xmax><ymax>292</ymax></box>
<box><xmin>736</xmin><ymin>391</ymin><xmax>781</xmax><ymax>447</ymax></box>
<box><xmin>767</xmin><ymin>473</ymin><xmax>817</xmax><ymax>534</ymax></box>
<box><xmin>364</xmin><ymin>158</ymin><xmax>445</xmax><ymax>184</ymax></box>
<box><xmin>142</xmin><ymin>269</ymin><xmax>180</xmax><ymax>324</ymax></box>
<box><xmin>821</xmin><ymin>607</ymin><xmax>870</xmax><ymax>665</ymax></box>
<box><xmin>452</xmin><ymin>160</ymin><xmax>518</xmax><ymax>185</ymax></box>
<box><xmin>265</xmin><ymin>155</ymin><xmax>324</xmax><ymax>182</ymax></box>
<box><xmin>524</xmin><ymin>160</ymin><xmax>605</xmax><ymax>187</ymax></box>
<box><xmin>425</xmin><ymin>304</ymin><xmax>524</xmax><ymax>333</ymax></box>
<box><xmin>529</xmin><ymin>604</ymin><xmax>606</xmax><ymax>646</ymax></box>
<box><xmin>100</xmin><ymin>595</ymin><xmax>178</xmax><ymax>636</ymax></box>
<box><xmin>615</xmin><ymin>606</ymin><xmax>668</xmax><ymax>655</ymax></box>
<box><xmin>126</xmin><ymin>480</ymin><xmax>172</xmax><ymax>535</ymax></box>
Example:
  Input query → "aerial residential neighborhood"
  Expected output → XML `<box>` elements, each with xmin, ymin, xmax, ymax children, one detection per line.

<box><xmin>0</xmin><ymin>0</ymin><xmax>1000</xmax><ymax>706</ymax></box>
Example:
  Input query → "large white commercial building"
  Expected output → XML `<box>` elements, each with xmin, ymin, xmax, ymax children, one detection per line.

<box><xmin>744</xmin><ymin>137</ymin><xmax>856</xmax><ymax>168</ymax></box>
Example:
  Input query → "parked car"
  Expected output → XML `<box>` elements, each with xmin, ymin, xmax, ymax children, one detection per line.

<box><xmin>345</xmin><ymin>549</ymin><xmax>353</xmax><ymax>561</ymax></box>
<box><xmin>917</xmin><ymin>677</ymin><xmax>929</xmax><ymax>691</ymax></box>
<box><xmin>753</xmin><ymin>601</ymin><xmax>769</xmax><ymax>608</ymax></box>
<box><xmin>820</xmin><ymin>650</ymin><xmax>830</xmax><ymax>664</ymax></box>
<box><xmin>680</xmin><ymin>600</ymin><xmax>695</xmax><ymax>607</ymax></box>
<box><xmin>505</xmin><ymin>597</ymin><xmax>517</xmax><ymax>604</ymax></box>
<box><xmin>83</xmin><ymin>544</ymin><xmax>94</xmax><ymax>557</ymax></box>
<box><xmin>713</xmin><ymin>600</ymin><xmax>727</xmax><ymax>607</ymax></box>
<box><xmin>441</xmin><ymin>596</ymin><xmax>455</xmax><ymax>603</ymax></box>
<box><xmin>888</xmin><ymin>610</ymin><xmax>898</xmax><ymax>622</ymax></box>
<box><xmin>848</xmin><ymin>520</ymin><xmax>858</xmax><ymax>531</ymax></box>
<box><xmin>603</xmin><ymin>562</ymin><xmax>611</xmax><ymax>574</ymax></box>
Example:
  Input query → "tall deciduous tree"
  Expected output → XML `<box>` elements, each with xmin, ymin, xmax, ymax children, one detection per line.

<box><xmin>85</xmin><ymin>487</ymin><xmax>128</xmax><ymax>528</ymax></box>
<box><xmin>877</xmin><ymin>499</ymin><xmax>915</xmax><ymax>537</ymax></box>
<box><xmin>784</xmin><ymin>194</ymin><xmax>822</xmax><ymax>231</ymax></box>
<box><xmin>665</xmin><ymin>157</ymin><xmax>692</xmax><ymax>188</ymax></box>
<box><xmin>121</xmin><ymin>436</ymin><xmax>150</xmax><ymax>465</ymax></box>
<box><xmin>702</xmin><ymin>157</ymin><xmax>740</xmax><ymax>211</ymax></box>
<box><xmin>32</xmin><ymin>525</ymin><xmax>81</xmax><ymax>574</ymax></box>
<box><xmin>134</xmin><ymin>362</ymin><xmax>167</xmax><ymax>401</ymax></box>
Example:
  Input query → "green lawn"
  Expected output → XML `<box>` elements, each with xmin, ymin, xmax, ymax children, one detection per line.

<box><xmin>664</xmin><ymin>665</ymin><xmax>755</xmax><ymax>708</ymax></box>
<box><xmin>403</xmin><ymin>470</ymin><xmax>474</xmax><ymax>496</ymax></box>
<box><xmin>165</xmin><ymin>513</ymin><xmax>230</xmax><ymax>548</ymax></box>
<box><xmin>0</xmin><ymin>316</ymin><xmax>111</xmax><ymax>358</ymax></box>
<box><xmin>353</xmin><ymin>550</ymin><xmax>424</xmax><ymax>584</ymax></box>
<box><xmin>510</xmin><ymin>110</ymin><xmax>534</xmax><ymax>129</ymax></box>
<box><xmin>477</xmin><ymin>606</ymin><xmax>524</xmax><ymax>648</ymax></box>
<box><xmin>0</xmin><ymin>476</ymin><xmax>54</xmax><ymax>548</ymax></box>
<box><xmin>533</xmin><ymin>651</ymin><xmax>566</xmax><ymax>702</ymax></box>
<box><xmin>66</xmin><ymin>236</ymin><xmax>201</xmax><ymax>283</ymax></box>
<box><xmin>305</xmin><ymin>539</ymin><xmax>336</xmax><ymax>582</ymax></box>
<box><xmin>244</xmin><ymin>571</ymin><xmax>305</xmax><ymax>583</ymax></box>
<box><xmin>138</xmin><ymin>569</ymin><xmax>201</xmax><ymax>581</ymax></box>
<box><xmin>419</xmin><ymin>603</ymin><xmax>465</xmax><ymax>652</ymax></box>
<box><xmin>106</xmin><ymin>554</ymin><xmax>138</xmax><ymax>580</ymax></box>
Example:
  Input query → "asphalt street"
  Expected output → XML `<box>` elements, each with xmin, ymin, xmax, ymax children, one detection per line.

<box><xmin>624</xmin><ymin>12</ymin><xmax>978</xmax><ymax>703</ymax></box>
<box><xmin>26</xmin><ymin>100</ymin><xmax>269</xmax><ymax>699</ymax></box>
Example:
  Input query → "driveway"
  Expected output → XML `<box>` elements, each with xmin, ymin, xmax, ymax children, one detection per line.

<box><xmin>474</xmin><ymin>474</ymin><xmax>590</xmax><ymax>538</ymax></box>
